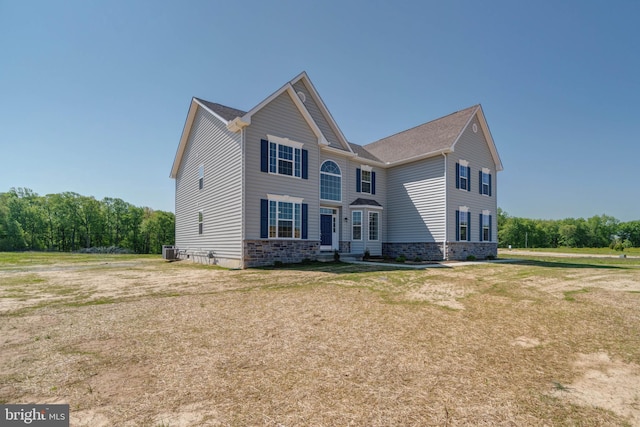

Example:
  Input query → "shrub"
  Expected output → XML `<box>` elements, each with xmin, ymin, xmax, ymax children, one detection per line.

<box><xmin>486</xmin><ymin>254</ymin><xmax>496</xmax><ymax>260</ymax></box>
<box><xmin>395</xmin><ymin>255</ymin><xmax>406</xmax><ymax>263</ymax></box>
<box><xmin>273</xmin><ymin>260</ymin><xmax>284</xmax><ymax>268</ymax></box>
<box><xmin>363</xmin><ymin>249</ymin><xmax>370</xmax><ymax>260</ymax></box>
<box><xmin>414</xmin><ymin>256</ymin><xmax>422</xmax><ymax>262</ymax></box>
<box><xmin>333</xmin><ymin>250</ymin><xmax>340</xmax><ymax>262</ymax></box>
<box><xmin>466</xmin><ymin>255</ymin><xmax>477</xmax><ymax>261</ymax></box>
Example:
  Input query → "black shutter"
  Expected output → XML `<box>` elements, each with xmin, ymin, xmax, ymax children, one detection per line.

<box><xmin>260</xmin><ymin>139</ymin><xmax>269</xmax><ymax>173</ymax></box>
<box><xmin>479</xmin><ymin>213</ymin><xmax>483</xmax><ymax>241</ymax></box>
<box><xmin>356</xmin><ymin>168</ymin><xmax>361</xmax><ymax>193</ymax></box>
<box><xmin>371</xmin><ymin>171</ymin><xmax>376</xmax><ymax>195</ymax></box>
<box><xmin>455</xmin><ymin>210</ymin><xmax>460</xmax><ymax>241</ymax></box>
<box><xmin>302</xmin><ymin>204</ymin><xmax>308</xmax><ymax>239</ymax></box>
<box><xmin>467</xmin><ymin>166</ymin><xmax>471</xmax><ymax>192</ymax></box>
<box><xmin>455</xmin><ymin>163</ymin><xmax>460</xmax><ymax>189</ymax></box>
<box><xmin>479</xmin><ymin>170</ymin><xmax>483</xmax><ymax>194</ymax></box>
<box><xmin>467</xmin><ymin>212</ymin><xmax>472</xmax><ymax>239</ymax></box>
<box><xmin>260</xmin><ymin>199</ymin><xmax>268</xmax><ymax>239</ymax></box>
<box><xmin>302</xmin><ymin>149</ymin><xmax>308</xmax><ymax>179</ymax></box>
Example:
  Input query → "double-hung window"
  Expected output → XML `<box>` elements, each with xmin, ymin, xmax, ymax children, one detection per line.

<box><xmin>480</xmin><ymin>169</ymin><xmax>492</xmax><ymax>196</ymax></box>
<box><xmin>198</xmin><ymin>165</ymin><xmax>204</xmax><ymax>190</ymax></box>
<box><xmin>456</xmin><ymin>208</ymin><xmax>470</xmax><ymax>241</ymax></box>
<box><xmin>456</xmin><ymin>161</ymin><xmax>471</xmax><ymax>191</ymax></box>
<box><xmin>268</xmin><ymin>199</ymin><xmax>302</xmax><ymax>239</ymax></box>
<box><xmin>368</xmin><ymin>212</ymin><xmax>379</xmax><ymax>241</ymax></box>
<box><xmin>198</xmin><ymin>210</ymin><xmax>203</xmax><ymax>235</ymax></box>
<box><xmin>263</xmin><ymin>135</ymin><xmax>305</xmax><ymax>178</ymax></box>
<box><xmin>352</xmin><ymin>211</ymin><xmax>362</xmax><ymax>240</ymax></box>
<box><xmin>480</xmin><ymin>210</ymin><xmax>492</xmax><ymax>242</ymax></box>
<box><xmin>361</xmin><ymin>170</ymin><xmax>372</xmax><ymax>194</ymax></box>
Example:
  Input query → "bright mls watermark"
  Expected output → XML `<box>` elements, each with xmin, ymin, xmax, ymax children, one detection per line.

<box><xmin>1</xmin><ymin>405</ymin><xmax>69</xmax><ymax>426</ymax></box>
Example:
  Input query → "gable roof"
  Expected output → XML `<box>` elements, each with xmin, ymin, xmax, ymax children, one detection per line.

<box><xmin>194</xmin><ymin>98</ymin><xmax>246</xmax><ymax>121</ymax></box>
<box><xmin>364</xmin><ymin>105</ymin><xmax>478</xmax><ymax>164</ymax></box>
<box><xmin>348</xmin><ymin>142</ymin><xmax>382</xmax><ymax>162</ymax></box>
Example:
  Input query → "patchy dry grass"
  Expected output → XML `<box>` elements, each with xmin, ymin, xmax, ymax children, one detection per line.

<box><xmin>1</xmin><ymin>252</ymin><xmax>640</xmax><ymax>425</ymax></box>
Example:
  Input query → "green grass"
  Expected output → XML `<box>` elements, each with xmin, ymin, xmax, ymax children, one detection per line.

<box><xmin>0</xmin><ymin>251</ymin><xmax>159</xmax><ymax>270</ymax></box>
<box><xmin>504</xmin><ymin>247</ymin><xmax>640</xmax><ymax>256</ymax></box>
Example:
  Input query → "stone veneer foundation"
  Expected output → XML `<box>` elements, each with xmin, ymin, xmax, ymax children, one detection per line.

<box><xmin>383</xmin><ymin>242</ymin><xmax>497</xmax><ymax>261</ymax></box>
<box><xmin>244</xmin><ymin>240</ymin><xmax>320</xmax><ymax>267</ymax></box>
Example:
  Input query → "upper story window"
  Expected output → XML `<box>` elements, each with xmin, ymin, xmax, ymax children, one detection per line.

<box><xmin>361</xmin><ymin>170</ymin><xmax>372</xmax><ymax>194</ymax></box>
<box><xmin>261</xmin><ymin>135</ymin><xmax>307</xmax><ymax>179</ymax></box>
<box><xmin>356</xmin><ymin>167</ymin><xmax>376</xmax><ymax>195</ymax></box>
<box><xmin>480</xmin><ymin>168</ymin><xmax>492</xmax><ymax>196</ymax></box>
<box><xmin>198</xmin><ymin>165</ymin><xmax>204</xmax><ymax>190</ymax></box>
<box><xmin>456</xmin><ymin>160</ymin><xmax>470</xmax><ymax>191</ymax></box>
<box><xmin>320</xmin><ymin>160</ymin><xmax>342</xmax><ymax>201</ymax></box>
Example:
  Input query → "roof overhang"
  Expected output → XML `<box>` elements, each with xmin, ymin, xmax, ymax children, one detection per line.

<box><xmin>451</xmin><ymin>105</ymin><xmax>504</xmax><ymax>172</ymax></box>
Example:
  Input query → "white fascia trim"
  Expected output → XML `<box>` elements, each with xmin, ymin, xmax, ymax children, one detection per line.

<box><xmin>476</xmin><ymin>106</ymin><xmax>504</xmax><ymax>171</ymax></box>
<box><xmin>267</xmin><ymin>134</ymin><xmax>304</xmax><ymax>149</ymax></box>
<box><xmin>450</xmin><ymin>105</ymin><xmax>480</xmax><ymax>153</ymax></box>
<box><xmin>292</xmin><ymin>72</ymin><xmax>354</xmax><ymax>153</ymax></box>
<box><xmin>193</xmin><ymin>98</ymin><xmax>231</xmax><ymax>124</ymax></box>
<box><xmin>284</xmin><ymin>84</ymin><xmax>329</xmax><ymax>146</ymax></box>
<box><xmin>227</xmin><ymin>117</ymin><xmax>249</xmax><ymax>132</ymax></box>
<box><xmin>170</xmin><ymin>99</ymin><xmax>199</xmax><ymax>178</ymax></box>
<box><xmin>320</xmin><ymin>145</ymin><xmax>357</xmax><ymax>157</ymax></box>
<box><xmin>267</xmin><ymin>194</ymin><xmax>304</xmax><ymax>204</ymax></box>
<box><xmin>350</xmin><ymin>204</ymin><xmax>384</xmax><ymax>210</ymax></box>
<box><xmin>385</xmin><ymin>148</ymin><xmax>452</xmax><ymax>167</ymax></box>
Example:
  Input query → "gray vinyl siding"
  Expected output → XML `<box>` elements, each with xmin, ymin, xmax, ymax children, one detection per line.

<box><xmin>345</xmin><ymin>160</ymin><xmax>386</xmax><ymax>255</ymax></box>
<box><xmin>244</xmin><ymin>91</ymin><xmax>320</xmax><ymax>241</ymax></box>
<box><xmin>292</xmin><ymin>80</ymin><xmax>344</xmax><ymax>150</ymax></box>
<box><xmin>386</xmin><ymin>156</ymin><xmax>445</xmax><ymax>243</ymax></box>
<box><xmin>447</xmin><ymin>116</ymin><xmax>499</xmax><ymax>242</ymax></box>
<box><xmin>175</xmin><ymin>106</ymin><xmax>242</xmax><ymax>259</ymax></box>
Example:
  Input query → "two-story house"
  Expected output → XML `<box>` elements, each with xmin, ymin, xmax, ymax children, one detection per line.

<box><xmin>170</xmin><ymin>72</ymin><xmax>503</xmax><ymax>268</ymax></box>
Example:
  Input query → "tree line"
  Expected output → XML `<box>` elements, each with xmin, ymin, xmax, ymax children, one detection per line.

<box><xmin>497</xmin><ymin>209</ymin><xmax>640</xmax><ymax>250</ymax></box>
<box><xmin>0</xmin><ymin>188</ymin><xmax>175</xmax><ymax>254</ymax></box>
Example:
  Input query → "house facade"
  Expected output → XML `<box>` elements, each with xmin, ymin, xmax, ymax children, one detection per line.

<box><xmin>170</xmin><ymin>72</ymin><xmax>503</xmax><ymax>268</ymax></box>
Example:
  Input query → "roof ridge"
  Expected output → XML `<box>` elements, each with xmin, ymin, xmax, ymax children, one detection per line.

<box><xmin>366</xmin><ymin>104</ymin><xmax>479</xmax><ymax>147</ymax></box>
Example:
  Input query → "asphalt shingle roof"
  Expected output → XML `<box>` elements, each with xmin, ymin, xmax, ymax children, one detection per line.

<box><xmin>350</xmin><ymin>198</ymin><xmax>382</xmax><ymax>207</ymax></box>
<box><xmin>363</xmin><ymin>105</ymin><xmax>479</xmax><ymax>164</ymax></box>
<box><xmin>195</xmin><ymin>98</ymin><xmax>247</xmax><ymax>122</ymax></box>
<box><xmin>348</xmin><ymin>142</ymin><xmax>382</xmax><ymax>162</ymax></box>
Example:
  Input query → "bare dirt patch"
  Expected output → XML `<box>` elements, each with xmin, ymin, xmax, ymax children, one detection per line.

<box><xmin>2</xmin><ymin>255</ymin><xmax>640</xmax><ymax>425</ymax></box>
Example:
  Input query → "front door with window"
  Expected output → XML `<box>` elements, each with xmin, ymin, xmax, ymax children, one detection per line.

<box><xmin>320</xmin><ymin>209</ymin><xmax>338</xmax><ymax>251</ymax></box>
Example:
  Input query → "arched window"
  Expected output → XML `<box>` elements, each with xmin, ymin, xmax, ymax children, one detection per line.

<box><xmin>320</xmin><ymin>160</ymin><xmax>341</xmax><ymax>201</ymax></box>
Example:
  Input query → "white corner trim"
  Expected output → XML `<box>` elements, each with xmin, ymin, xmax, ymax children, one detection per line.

<box><xmin>267</xmin><ymin>134</ymin><xmax>304</xmax><ymax>149</ymax></box>
<box><xmin>267</xmin><ymin>194</ymin><xmax>304</xmax><ymax>204</ymax></box>
<box><xmin>227</xmin><ymin>117</ymin><xmax>250</xmax><ymax>132</ymax></box>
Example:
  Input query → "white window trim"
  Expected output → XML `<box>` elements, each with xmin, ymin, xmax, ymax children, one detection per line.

<box><xmin>352</xmin><ymin>210</ymin><xmax>363</xmax><ymax>241</ymax></box>
<box><xmin>267</xmin><ymin>194</ymin><xmax>304</xmax><ymax>204</ymax></box>
<box><xmin>360</xmin><ymin>164</ymin><xmax>372</xmax><ymax>172</ymax></box>
<box><xmin>368</xmin><ymin>211</ymin><xmax>379</xmax><ymax>241</ymax></box>
<box><xmin>267</xmin><ymin>135</ymin><xmax>303</xmax><ymax>179</ymax></box>
<box><xmin>267</xmin><ymin>197</ymin><xmax>302</xmax><ymax>240</ymax></box>
<box><xmin>459</xmin><ymin>162</ymin><xmax>469</xmax><ymax>190</ymax></box>
<box><xmin>361</xmin><ymin>169</ymin><xmax>372</xmax><ymax>195</ymax></box>
<box><xmin>459</xmin><ymin>159</ymin><xmax>469</xmax><ymax>167</ymax></box>
<box><xmin>482</xmin><ymin>210</ymin><xmax>491</xmax><ymax>241</ymax></box>
<box><xmin>320</xmin><ymin>160</ymin><xmax>342</xmax><ymax>203</ymax></box>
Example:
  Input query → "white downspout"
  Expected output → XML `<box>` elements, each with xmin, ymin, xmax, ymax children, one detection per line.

<box><xmin>442</xmin><ymin>152</ymin><xmax>448</xmax><ymax>261</ymax></box>
<box><xmin>240</xmin><ymin>127</ymin><xmax>245</xmax><ymax>269</ymax></box>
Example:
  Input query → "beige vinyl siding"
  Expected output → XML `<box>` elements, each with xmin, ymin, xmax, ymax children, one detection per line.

<box><xmin>292</xmin><ymin>80</ymin><xmax>344</xmax><ymax>150</ymax></box>
<box><xmin>243</xmin><ymin>90</ymin><xmax>320</xmax><ymax>241</ymax></box>
<box><xmin>386</xmin><ymin>156</ymin><xmax>445</xmax><ymax>243</ymax></box>
<box><xmin>447</xmin><ymin>116</ymin><xmax>499</xmax><ymax>242</ymax></box>
<box><xmin>175</xmin><ymin>106</ymin><xmax>242</xmax><ymax>259</ymax></box>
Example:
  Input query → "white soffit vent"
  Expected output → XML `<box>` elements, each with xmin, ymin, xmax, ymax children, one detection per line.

<box><xmin>297</xmin><ymin>91</ymin><xmax>306</xmax><ymax>103</ymax></box>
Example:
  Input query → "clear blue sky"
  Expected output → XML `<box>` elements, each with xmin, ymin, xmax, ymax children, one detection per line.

<box><xmin>1</xmin><ymin>1</ymin><xmax>639</xmax><ymax>221</ymax></box>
